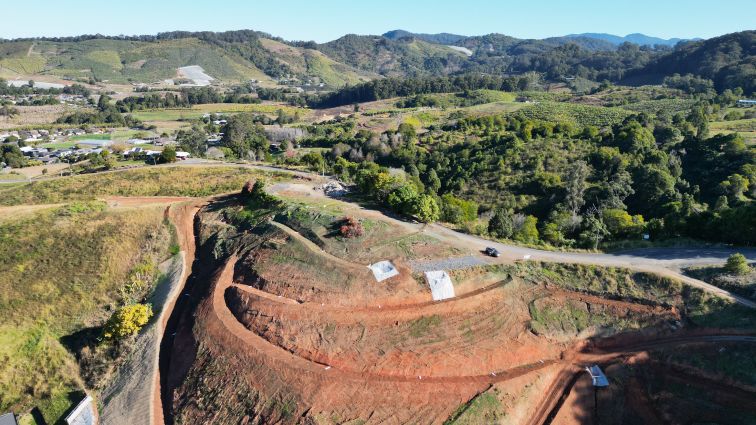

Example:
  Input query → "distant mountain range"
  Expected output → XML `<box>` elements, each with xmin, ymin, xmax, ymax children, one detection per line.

<box><xmin>565</xmin><ymin>33</ymin><xmax>701</xmax><ymax>46</ymax></box>
<box><xmin>383</xmin><ymin>29</ymin><xmax>700</xmax><ymax>47</ymax></box>
<box><xmin>0</xmin><ymin>28</ymin><xmax>751</xmax><ymax>94</ymax></box>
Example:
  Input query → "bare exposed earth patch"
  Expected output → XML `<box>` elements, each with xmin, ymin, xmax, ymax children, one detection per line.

<box><xmin>153</xmin><ymin>193</ymin><xmax>756</xmax><ymax>424</ymax></box>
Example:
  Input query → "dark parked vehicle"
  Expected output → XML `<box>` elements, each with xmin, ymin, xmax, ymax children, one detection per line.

<box><xmin>484</xmin><ymin>247</ymin><xmax>500</xmax><ymax>257</ymax></box>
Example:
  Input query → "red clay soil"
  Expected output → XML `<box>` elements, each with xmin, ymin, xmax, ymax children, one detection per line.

<box><xmin>234</xmin><ymin>228</ymin><xmax>425</xmax><ymax>307</ymax></box>
<box><xmin>227</xmin><ymin>280</ymin><xmax>559</xmax><ymax>379</ymax></box>
<box><xmin>219</xmin><ymin>256</ymin><xmax>557</xmax><ymax>384</ymax></box>
<box><xmin>172</xmin><ymin>255</ymin><xmax>491</xmax><ymax>423</ymax></box>
<box><xmin>208</xmin><ymin>254</ymin><xmax>743</xmax><ymax>423</ymax></box>
<box><xmin>550</xmin><ymin>373</ymin><xmax>594</xmax><ymax>425</ymax></box>
<box><xmin>524</xmin><ymin>365</ymin><xmax>583</xmax><ymax>425</ymax></box>
<box><xmin>159</xmin><ymin>200</ymin><xmax>756</xmax><ymax>424</ymax></box>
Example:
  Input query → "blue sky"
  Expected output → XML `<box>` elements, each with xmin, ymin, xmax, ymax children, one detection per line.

<box><xmin>2</xmin><ymin>0</ymin><xmax>753</xmax><ymax>42</ymax></box>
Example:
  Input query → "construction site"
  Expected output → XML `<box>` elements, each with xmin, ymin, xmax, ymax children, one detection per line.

<box><xmin>151</xmin><ymin>178</ymin><xmax>756</xmax><ymax>425</ymax></box>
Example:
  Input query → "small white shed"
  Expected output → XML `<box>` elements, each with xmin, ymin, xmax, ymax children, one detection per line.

<box><xmin>424</xmin><ymin>270</ymin><xmax>455</xmax><ymax>301</ymax></box>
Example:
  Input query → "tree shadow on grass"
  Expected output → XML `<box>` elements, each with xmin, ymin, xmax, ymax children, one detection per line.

<box><xmin>59</xmin><ymin>326</ymin><xmax>102</xmax><ymax>361</ymax></box>
<box><xmin>30</xmin><ymin>407</ymin><xmax>47</xmax><ymax>425</ymax></box>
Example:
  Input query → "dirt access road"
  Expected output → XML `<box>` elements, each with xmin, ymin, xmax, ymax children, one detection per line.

<box><xmin>12</xmin><ymin>159</ymin><xmax>749</xmax><ymax>308</ymax></box>
<box><xmin>418</xmin><ymin>223</ymin><xmax>756</xmax><ymax>308</ymax></box>
<box><xmin>261</xmin><ymin>172</ymin><xmax>756</xmax><ymax>309</ymax></box>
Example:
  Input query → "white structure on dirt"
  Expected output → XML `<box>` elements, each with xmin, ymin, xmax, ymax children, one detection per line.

<box><xmin>368</xmin><ymin>261</ymin><xmax>399</xmax><ymax>282</ymax></box>
<box><xmin>424</xmin><ymin>270</ymin><xmax>455</xmax><ymax>301</ymax></box>
<box><xmin>65</xmin><ymin>395</ymin><xmax>95</xmax><ymax>425</ymax></box>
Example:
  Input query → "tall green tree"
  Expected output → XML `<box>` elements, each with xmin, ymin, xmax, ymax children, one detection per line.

<box><xmin>564</xmin><ymin>160</ymin><xmax>589</xmax><ymax>216</ymax></box>
<box><xmin>222</xmin><ymin>113</ymin><xmax>269</xmax><ymax>159</ymax></box>
<box><xmin>488</xmin><ymin>209</ymin><xmax>514</xmax><ymax>239</ymax></box>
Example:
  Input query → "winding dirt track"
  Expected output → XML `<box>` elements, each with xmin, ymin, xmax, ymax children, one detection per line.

<box><xmin>218</xmin><ymin>255</ymin><xmax>558</xmax><ymax>385</ymax></box>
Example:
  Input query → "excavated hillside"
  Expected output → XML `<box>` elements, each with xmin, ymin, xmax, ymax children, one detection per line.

<box><xmin>159</xmin><ymin>189</ymin><xmax>756</xmax><ymax>425</ymax></box>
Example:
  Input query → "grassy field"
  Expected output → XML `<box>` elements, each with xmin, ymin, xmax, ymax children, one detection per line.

<box><xmin>68</xmin><ymin>134</ymin><xmax>111</xmax><ymax>141</ymax></box>
<box><xmin>621</xmin><ymin>98</ymin><xmax>697</xmax><ymax>116</ymax></box>
<box><xmin>684</xmin><ymin>265</ymin><xmax>756</xmax><ymax>302</ymax></box>
<box><xmin>710</xmin><ymin>117</ymin><xmax>756</xmax><ymax>145</ymax></box>
<box><xmin>0</xmin><ymin>172</ymin><xmax>27</xmax><ymax>181</ymax></box>
<box><xmin>516</xmin><ymin>101</ymin><xmax>632</xmax><ymax>127</ymax></box>
<box><xmin>0</xmin><ymin>202</ymin><xmax>172</xmax><ymax>424</ymax></box>
<box><xmin>0</xmin><ymin>166</ymin><xmax>292</xmax><ymax>206</ymax></box>
<box><xmin>38</xmin><ymin>141</ymin><xmax>79</xmax><ymax>149</ymax></box>
<box><xmin>0</xmin><ymin>105</ymin><xmax>73</xmax><ymax>130</ymax></box>
<box><xmin>445</xmin><ymin>390</ymin><xmax>504</xmax><ymax>424</ymax></box>
<box><xmin>461</xmin><ymin>101</ymin><xmax>524</xmax><ymax>115</ymax></box>
<box><xmin>528</xmin><ymin>297</ymin><xmax>644</xmax><ymax>338</ymax></box>
<box><xmin>130</xmin><ymin>103</ymin><xmax>310</xmax><ymax>122</ymax></box>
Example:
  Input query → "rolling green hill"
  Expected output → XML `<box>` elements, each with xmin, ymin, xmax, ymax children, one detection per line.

<box><xmin>0</xmin><ymin>35</ymin><xmax>376</xmax><ymax>87</ymax></box>
<box><xmin>0</xmin><ymin>38</ymin><xmax>272</xmax><ymax>84</ymax></box>
<box><xmin>632</xmin><ymin>30</ymin><xmax>756</xmax><ymax>93</ymax></box>
<box><xmin>258</xmin><ymin>38</ymin><xmax>377</xmax><ymax>86</ymax></box>
<box><xmin>318</xmin><ymin>34</ymin><xmax>469</xmax><ymax>77</ymax></box>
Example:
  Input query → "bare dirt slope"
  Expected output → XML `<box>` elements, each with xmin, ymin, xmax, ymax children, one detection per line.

<box><xmin>159</xmin><ymin>192</ymin><xmax>756</xmax><ymax>424</ymax></box>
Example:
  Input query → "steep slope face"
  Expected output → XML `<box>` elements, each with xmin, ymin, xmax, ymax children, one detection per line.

<box><xmin>633</xmin><ymin>30</ymin><xmax>756</xmax><ymax>92</ymax></box>
<box><xmin>164</xmin><ymin>200</ymin><xmax>489</xmax><ymax>424</ymax></box>
<box><xmin>161</xmin><ymin>189</ymin><xmax>747</xmax><ymax>424</ymax></box>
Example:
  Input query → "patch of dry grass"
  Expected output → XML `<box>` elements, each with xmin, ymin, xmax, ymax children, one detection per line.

<box><xmin>0</xmin><ymin>165</ymin><xmax>292</xmax><ymax>206</ymax></box>
<box><xmin>0</xmin><ymin>203</ymin><xmax>171</xmax><ymax>423</ymax></box>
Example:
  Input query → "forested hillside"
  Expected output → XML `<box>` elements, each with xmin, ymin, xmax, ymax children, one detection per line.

<box><xmin>294</xmin><ymin>105</ymin><xmax>755</xmax><ymax>246</ymax></box>
<box><xmin>634</xmin><ymin>31</ymin><xmax>756</xmax><ymax>93</ymax></box>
